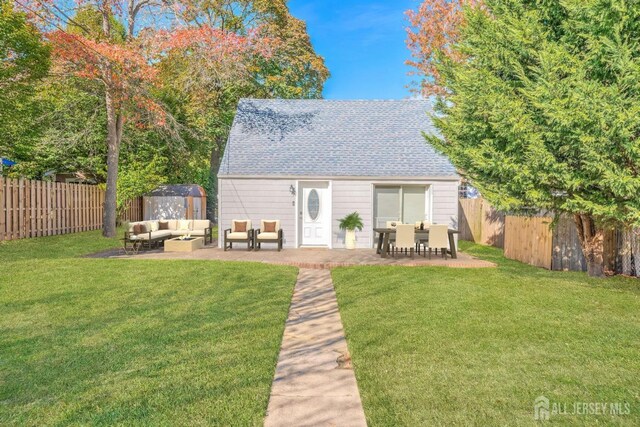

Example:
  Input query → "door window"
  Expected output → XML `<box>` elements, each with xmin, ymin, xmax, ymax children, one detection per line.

<box><xmin>308</xmin><ymin>189</ymin><xmax>320</xmax><ymax>220</ymax></box>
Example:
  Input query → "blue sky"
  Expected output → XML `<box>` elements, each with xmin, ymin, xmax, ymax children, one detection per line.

<box><xmin>288</xmin><ymin>0</ymin><xmax>419</xmax><ymax>100</ymax></box>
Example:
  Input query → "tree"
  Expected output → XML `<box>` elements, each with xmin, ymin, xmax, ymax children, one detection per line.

<box><xmin>22</xmin><ymin>0</ymin><xmax>274</xmax><ymax>237</ymax></box>
<box><xmin>407</xmin><ymin>0</ymin><xmax>640</xmax><ymax>277</ymax></box>
<box><xmin>406</xmin><ymin>0</ymin><xmax>480</xmax><ymax>96</ymax></box>
<box><xmin>158</xmin><ymin>0</ymin><xmax>328</xmax><ymax>219</ymax></box>
<box><xmin>0</xmin><ymin>0</ymin><xmax>49</xmax><ymax>162</ymax></box>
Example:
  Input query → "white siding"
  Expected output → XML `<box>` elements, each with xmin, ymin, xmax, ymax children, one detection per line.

<box><xmin>219</xmin><ymin>177</ymin><xmax>459</xmax><ymax>249</ymax></box>
<box><xmin>431</xmin><ymin>180</ymin><xmax>460</xmax><ymax>246</ymax></box>
<box><xmin>218</xmin><ymin>178</ymin><xmax>296</xmax><ymax>248</ymax></box>
<box><xmin>332</xmin><ymin>181</ymin><xmax>373</xmax><ymax>248</ymax></box>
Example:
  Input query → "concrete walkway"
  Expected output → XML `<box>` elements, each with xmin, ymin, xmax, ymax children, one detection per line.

<box><xmin>264</xmin><ymin>269</ymin><xmax>367</xmax><ymax>427</ymax></box>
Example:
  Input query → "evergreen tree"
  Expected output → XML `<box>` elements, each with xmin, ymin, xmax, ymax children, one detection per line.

<box><xmin>422</xmin><ymin>0</ymin><xmax>640</xmax><ymax>277</ymax></box>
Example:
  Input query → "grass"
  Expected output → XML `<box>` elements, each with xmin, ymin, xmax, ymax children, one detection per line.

<box><xmin>0</xmin><ymin>230</ymin><xmax>296</xmax><ymax>426</ymax></box>
<box><xmin>332</xmin><ymin>241</ymin><xmax>640</xmax><ymax>426</ymax></box>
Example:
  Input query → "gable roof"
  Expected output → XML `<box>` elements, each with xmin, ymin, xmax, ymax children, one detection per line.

<box><xmin>218</xmin><ymin>99</ymin><xmax>458</xmax><ymax>178</ymax></box>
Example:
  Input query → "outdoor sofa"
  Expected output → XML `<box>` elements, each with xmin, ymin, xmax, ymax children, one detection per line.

<box><xmin>125</xmin><ymin>219</ymin><xmax>213</xmax><ymax>250</ymax></box>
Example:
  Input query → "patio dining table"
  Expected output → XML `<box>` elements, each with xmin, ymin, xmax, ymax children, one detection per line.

<box><xmin>374</xmin><ymin>227</ymin><xmax>459</xmax><ymax>259</ymax></box>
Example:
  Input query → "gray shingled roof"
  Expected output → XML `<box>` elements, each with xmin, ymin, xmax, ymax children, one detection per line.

<box><xmin>219</xmin><ymin>99</ymin><xmax>458</xmax><ymax>178</ymax></box>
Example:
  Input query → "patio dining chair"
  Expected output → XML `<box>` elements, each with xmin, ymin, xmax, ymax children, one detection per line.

<box><xmin>383</xmin><ymin>220</ymin><xmax>399</xmax><ymax>251</ymax></box>
<box><xmin>391</xmin><ymin>224</ymin><xmax>415</xmax><ymax>259</ymax></box>
<box><xmin>415</xmin><ymin>221</ymin><xmax>431</xmax><ymax>254</ymax></box>
<box><xmin>423</xmin><ymin>224</ymin><xmax>449</xmax><ymax>259</ymax></box>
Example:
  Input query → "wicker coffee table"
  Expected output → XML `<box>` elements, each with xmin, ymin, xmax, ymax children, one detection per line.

<box><xmin>164</xmin><ymin>237</ymin><xmax>204</xmax><ymax>252</ymax></box>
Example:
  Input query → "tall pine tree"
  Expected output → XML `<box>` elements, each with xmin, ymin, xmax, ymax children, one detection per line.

<box><xmin>413</xmin><ymin>0</ymin><xmax>640</xmax><ymax>277</ymax></box>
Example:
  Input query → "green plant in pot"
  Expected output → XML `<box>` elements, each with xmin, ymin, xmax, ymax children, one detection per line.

<box><xmin>338</xmin><ymin>211</ymin><xmax>364</xmax><ymax>250</ymax></box>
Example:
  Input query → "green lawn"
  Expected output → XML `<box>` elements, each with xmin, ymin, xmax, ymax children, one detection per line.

<box><xmin>0</xmin><ymin>230</ymin><xmax>296</xmax><ymax>426</ymax></box>
<box><xmin>333</xmin><ymin>241</ymin><xmax>640</xmax><ymax>426</ymax></box>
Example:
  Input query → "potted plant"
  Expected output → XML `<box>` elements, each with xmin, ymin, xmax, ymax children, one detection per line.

<box><xmin>338</xmin><ymin>211</ymin><xmax>364</xmax><ymax>250</ymax></box>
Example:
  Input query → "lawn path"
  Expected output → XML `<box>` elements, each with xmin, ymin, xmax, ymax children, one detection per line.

<box><xmin>264</xmin><ymin>269</ymin><xmax>367</xmax><ymax>427</ymax></box>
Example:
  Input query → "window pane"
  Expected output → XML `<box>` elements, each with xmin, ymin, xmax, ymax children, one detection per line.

<box><xmin>374</xmin><ymin>187</ymin><xmax>400</xmax><ymax>227</ymax></box>
<box><xmin>402</xmin><ymin>187</ymin><xmax>426</xmax><ymax>224</ymax></box>
<box><xmin>308</xmin><ymin>189</ymin><xmax>320</xmax><ymax>220</ymax></box>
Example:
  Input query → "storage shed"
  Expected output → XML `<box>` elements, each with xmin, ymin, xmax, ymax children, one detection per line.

<box><xmin>143</xmin><ymin>185</ymin><xmax>207</xmax><ymax>220</ymax></box>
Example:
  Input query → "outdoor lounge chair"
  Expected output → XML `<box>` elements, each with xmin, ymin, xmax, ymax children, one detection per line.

<box><xmin>390</xmin><ymin>224</ymin><xmax>415</xmax><ymax>259</ymax></box>
<box><xmin>422</xmin><ymin>224</ymin><xmax>449</xmax><ymax>259</ymax></box>
<box><xmin>255</xmin><ymin>220</ymin><xmax>283</xmax><ymax>251</ymax></box>
<box><xmin>224</xmin><ymin>219</ymin><xmax>254</xmax><ymax>251</ymax></box>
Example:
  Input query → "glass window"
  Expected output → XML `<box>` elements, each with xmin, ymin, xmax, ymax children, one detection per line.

<box><xmin>374</xmin><ymin>186</ymin><xmax>428</xmax><ymax>227</ymax></box>
<box><xmin>374</xmin><ymin>187</ymin><xmax>400</xmax><ymax>227</ymax></box>
<box><xmin>308</xmin><ymin>189</ymin><xmax>320</xmax><ymax>220</ymax></box>
<box><xmin>402</xmin><ymin>186</ymin><xmax>426</xmax><ymax>224</ymax></box>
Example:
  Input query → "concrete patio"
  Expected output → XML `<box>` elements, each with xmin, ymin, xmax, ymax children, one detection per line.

<box><xmin>90</xmin><ymin>245</ymin><xmax>496</xmax><ymax>269</ymax></box>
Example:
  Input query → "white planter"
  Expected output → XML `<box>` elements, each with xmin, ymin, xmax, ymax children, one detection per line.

<box><xmin>345</xmin><ymin>229</ymin><xmax>356</xmax><ymax>249</ymax></box>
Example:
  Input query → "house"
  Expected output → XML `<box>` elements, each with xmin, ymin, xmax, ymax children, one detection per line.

<box><xmin>218</xmin><ymin>99</ymin><xmax>460</xmax><ymax>249</ymax></box>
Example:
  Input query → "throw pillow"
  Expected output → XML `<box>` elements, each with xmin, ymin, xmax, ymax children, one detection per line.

<box><xmin>133</xmin><ymin>223</ymin><xmax>147</xmax><ymax>235</ymax></box>
<box><xmin>264</xmin><ymin>221</ymin><xmax>277</xmax><ymax>233</ymax></box>
<box><xmin>234</xmin><ymin>221</ymin><xmax>247</xmax><ymax>232</ymax></box>
<box><xmin>178</xmin><ymin>220</ymin><xmax>191</xmax><ymax>231</ymax></box>
<box><xmin>159</xmin><ymin>221</ymin><xmax>169</xmax><ymax>230</ymax></box>
<box><xmin>149</xmin><ymin>221</ymin><xmax>159</xmax><ymax>232</ymax></box>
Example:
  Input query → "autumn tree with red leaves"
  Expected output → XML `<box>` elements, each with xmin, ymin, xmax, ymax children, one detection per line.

<box><xmin>406</xmin><ymin>0</ymin><xmax>481</xmax><ymax>96</ymax></box>
<box><xmin>20</xmin><ymin>0</ymin><xmax>275</xmax><ymax>237</ymax></box>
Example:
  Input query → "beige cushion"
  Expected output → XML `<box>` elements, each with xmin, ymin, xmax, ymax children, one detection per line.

<box><xmin>192</xmin><ymin>220</ymin><xmax>210</xmax><ymax>230</ymax></box>
<box><xmin>227</xmin><ymin>232</ymin><xmax>249</xmax><ymax>240</ymax></box>
<box><xmin>178</xmin><ymin>220</ymin><xmax>191</xmax><ymax>231</ymax></box>
<box><xmin>171</xmin><ymin>229</ymin><xmax>204</xmax><ymax>236</ymax></box>
<box><xmin>148</xmin><ymin>221</ymin><xmax>159</xmax><ymax>232</ymax></box>
<box><xmin>136</xmin><ymin>230</ymin><xmax>171</xmax><ymax>240</ymax></box>
<box><xmin>151</xmin><ymin>230</ymin><xmax>171</xmax><ymax>239</ymax></box>
<box><xmin>257</xmin><ymin>232</ymin><xmax>278</xmax><ymax>240</ymax></box>
<box><xmin>232</xmin><ymin>219</ymin><xmax>252</xmax><ymax>232</ymax></box>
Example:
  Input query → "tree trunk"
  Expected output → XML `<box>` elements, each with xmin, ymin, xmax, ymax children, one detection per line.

<box><xmin>574</xmin><ymin>214</ymin><xmax>606</xmax><ymax>278</ymax></box>
<box><xmin>207</xmin><ymin>136</ymin><xmax>224</xmax><ymax>223</ymax></box>
<box><xmin>102</xmin><ymin>89</ymin><xmax>123</xmax><ymax>237</ymax></box>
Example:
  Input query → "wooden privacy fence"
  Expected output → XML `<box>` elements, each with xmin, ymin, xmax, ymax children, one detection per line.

<box><xmin>504</xmin><ymin>216</ymin><xmax>553</xmax><ymax>269</ymax></box>
<box><xmin>0</xmin><ymin>177</ymin><xmax>143</xmax><ymax>241</ymax></box>
<box><xmin>459</xmin><ymin>197</ymin><xmax>631</xmax><ymax>274</ymax></box>
<box><xmin>458</xmin><ymin>198</ymin><xmax>505</xmax><ymax>248</ymax></box>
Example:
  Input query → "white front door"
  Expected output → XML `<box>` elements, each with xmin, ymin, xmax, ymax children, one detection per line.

<box><xmin>299</xmin><ymin>182</ymin><xmax>331</xmax><ymax>246</ymax></box>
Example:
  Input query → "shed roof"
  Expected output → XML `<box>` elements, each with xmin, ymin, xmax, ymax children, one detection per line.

<box><xmin>218</xmin><ymin>99</ymin><xmax>458</xmax><ymax>178</ymax></box>
<box><xmin>146</xmin><ymin>185</ymin><xmax>206</xmax><ymax>197</ymax></box>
